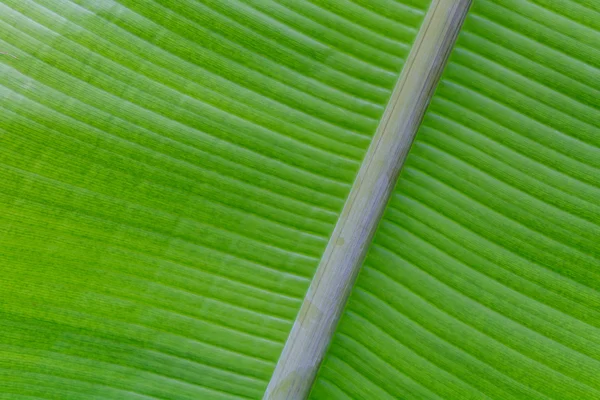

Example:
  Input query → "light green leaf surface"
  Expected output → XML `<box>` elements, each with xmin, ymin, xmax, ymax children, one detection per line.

<box><xmin>3</xmin><ymin>0</ymin><xmax>600</xmax><ymax>399</ymax></box>
<box><xmin>312</xmin><ymin>0</ymin><xmax>600</xmax><ymax>399</ymax></box>
<box><xmin>0</xmin><ymin>0</ymin><xmax>430</xmax><ymax>399</ymax></box>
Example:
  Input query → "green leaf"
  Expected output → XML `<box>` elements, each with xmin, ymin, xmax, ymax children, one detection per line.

<box><xmin>0</xmin><ymin>0</ymin><xmax>428</xmax><ymax>398</ymax></box>
<box><xmin>312</xmin><ymin>0</ymin><xmax>600</xmax><ymax>399</ymax></box>
<box><xmin>3</xmin><ymin>0</ymin><xmax>600</xmax><ymax>399</ymax></box>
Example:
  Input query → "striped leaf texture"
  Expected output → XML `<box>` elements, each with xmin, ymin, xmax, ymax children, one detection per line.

<box><xmin>3</xmin><ymin>0</ymin><xmax>600</xmax><ymax>399</ymax></box>
<box><xmin>312</xmin><ymin>0</ymin><xmax>600</xmax><ymax>399</ymax></box>
<box><xmin>0</xmin><ymin>0</ymin><xmax>429</xmax><ymax>399</ymax></box>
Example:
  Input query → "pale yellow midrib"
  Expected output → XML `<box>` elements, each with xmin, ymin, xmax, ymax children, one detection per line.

<box><xmin>264</xmin><ymin>1</ymin><xmax>473</xmax><ymax>398</ymax></box>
